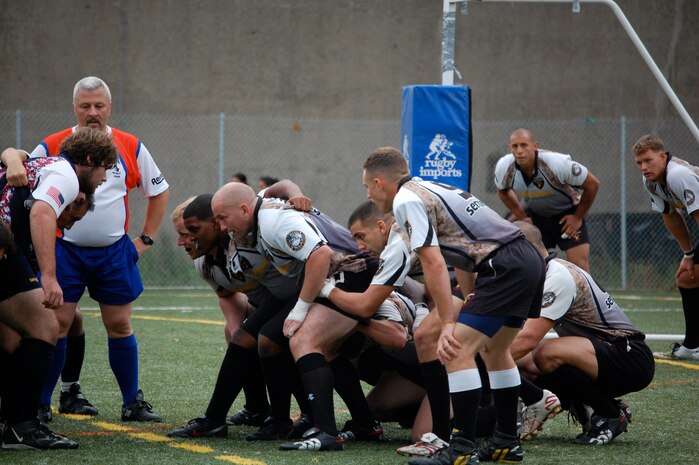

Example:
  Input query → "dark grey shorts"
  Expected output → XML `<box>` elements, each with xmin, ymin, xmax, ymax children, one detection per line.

<box><xmin>460</xmin><ymin>237</ymin><xmax>546</xmax><ymax>320</ymax></box>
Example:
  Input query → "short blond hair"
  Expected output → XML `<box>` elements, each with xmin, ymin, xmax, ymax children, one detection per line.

<box><xmin>171</xmin><ymin>196</ymin><xmax>196</xmax><ymax>223</ymax></box>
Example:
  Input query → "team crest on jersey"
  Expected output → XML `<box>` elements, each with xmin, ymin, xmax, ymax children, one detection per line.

<box><xmin>404</xmin><ymin>221</ymin><xmax>412</xmax><ymax>237</ymax></box>
<box><xmin>684</xmin><ymin>189</ymin><xmax>695</xmax><ymax>206</ymax></box>
<box><xmin>112</xmin><ymin>162</ymin><xmax>121</xmax><ymax>179</ymax></box>
<box><xmin>239</xmin><ymin>256</ymin><xmax>252</xmax><ymax>270</ymax></box>
<box><xmin>286</xmin><ymin>230</ymin><xmax>306</xmax><ymax>251</ymax></box>
<box><xmin>571</xmin><ymin>163</ymin><xmax>582</xmax><ymax>176</ymax></box>
<box><xmin>542</xmin><ymin>292</ymin><xmax>556</xmax><ymax>308</ymax></box>
<box><xmin>533</xmin><ymin>178</ymin><xmax>545</xmax><ymax>189</ymax></box>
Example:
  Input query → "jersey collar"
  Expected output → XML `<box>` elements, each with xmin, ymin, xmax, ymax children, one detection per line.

<box><xmin>514</xmin><ymin>150</ymin><xmax>539</xmax><ymax>184</ymax></box>
<box><xmin>250</xmin><ymin>196</ymin><xmax>264</xmax><ymax>247</ymax></box>
<box><xmin>397</xmin><ymin>175</ymin><xmax>413</xmax><ymax>191</ymax></box>
<box><xmin>659</xmin><ymin>151</ymin><xmax>673</xmax><ymax>187</ymax></box>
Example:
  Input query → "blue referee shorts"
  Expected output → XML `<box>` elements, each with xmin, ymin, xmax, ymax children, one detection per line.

<box><xmin>55</xmin><ymin>235</ymin><xmax>143</xmax><ymax>305</ymax></box>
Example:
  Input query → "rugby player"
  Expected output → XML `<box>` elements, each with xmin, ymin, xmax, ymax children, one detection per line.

<box><xmin>494</xmin><ymin>128</ymin><xmax>600</xmax><ymax>272</ymax></box>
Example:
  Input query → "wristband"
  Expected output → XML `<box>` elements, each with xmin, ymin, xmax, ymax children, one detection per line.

<box><xmin>286</xmin><ymin>298</ymin><xmax>312</xmax><ymax>323</ymax></box>
<box><xmin>318</xmin><ymin>278</ymin><xmax>336</xmax><ymax>298</ymax></box>
<box><xmin>683</xmin><ymin>250</ymin><xmax>694</xmax><ymax>259</ymax></box>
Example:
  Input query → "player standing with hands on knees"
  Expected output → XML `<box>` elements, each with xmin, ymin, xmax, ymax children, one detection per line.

<box><xmin>633</xmin><ymin>135</ymin><xmax>699</xmax><ymax>361</ymax></box>
<box><xmin>494</xmin><ymin>128</ymin><xmax>599</xmax><ymax>272</ymax></box>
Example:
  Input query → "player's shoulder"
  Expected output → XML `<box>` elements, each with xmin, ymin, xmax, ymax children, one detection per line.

<box><xmin>258</xmin><ymin>200</ymin><xmax>304</xmax><ymax>230</ymax></box>
<box><xmin>546</xmin><ymin>258</ymin><xmax>576</xmax><ymax>286</ymax></box>
<box><xmin>537</xmin><ymin>150</ymin><xmax>572</xmax><ymax>163</ymax></box>
<box><xmin>109</xmin><ymin>127</ymin><xmax>139</xmax><ymax>142</ymax></box>
<box><xmin>667</xmin><ymin>156</ymin><xmax>698</xmax><ymax>179</ymax></box>
<box><xmin>109</xmin><ymin>127</ymin><xmax>141</xmax><ymax>153</ymax></box>
<box><xmin>495</xmin><ymin>153</ymin><xmax>516</xmax><ymax>167</ymax></box>
<box><xmin>383</xmin><ymin>226</ymin><xmax>410</xmax><ymax>256</ymax></box>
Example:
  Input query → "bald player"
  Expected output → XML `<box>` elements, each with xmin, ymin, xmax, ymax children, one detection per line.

<box><xmin>494</xmin><ymin>128</ymin><xmax>600</xmax><ymax>272</ymax></box>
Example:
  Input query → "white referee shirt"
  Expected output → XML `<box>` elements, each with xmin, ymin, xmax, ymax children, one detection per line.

<box><xmin>29</xmin><ymin>126</ymin><xmax>169</xmax><ymax>246</ymax></box>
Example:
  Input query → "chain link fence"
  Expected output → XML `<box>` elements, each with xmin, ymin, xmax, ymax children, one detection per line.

<box><xmin>1</xmin><ymin>110</ymin><xmax>696</xmax><ymax>290</ymax></box>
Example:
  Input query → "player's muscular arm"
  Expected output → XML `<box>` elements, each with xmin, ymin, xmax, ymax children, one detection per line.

<box><xmin>561</xmin><ymin>172</ymin><xmax>600</xmax><ymax>236</ymax></box>
<box><xmin>299</xmin><ymin>245</ymin><xmax>332</xmax><ymax>302</ymax></box>
<box><xmin>134</xmin><ymin>189</ymin><xmax>170</xmax><ymax>256</ymax></box>
<box><xmin>283</xmin><ymin>245</ymin><xmax>332</xmax><ymax>337</ymax></box>
<box><xmin>264</xmin><ymin>179</ymin><xmax>312</xmax><ymax>211</ymax></box>
<box><xmin>0</xmin><ymin>148</ymin><xmax>29</xmax><ymax>187</ymax></box>
<box><xmin>326</xmin><ymin>284</ymin><xmax>393</xmax><ymax>319</ymax></box>
<box><xmin>509</xmin><ymin>317</ymin><xmax>555</xmax><ymax>361</ymax></box>
<box><xmin>663</xmin><ymin>211</ymin><xmax>693</xmax><ymax>254</ymax></box>
<box><xmin>497</xmin><ymin>189</ymin><xmax>530</xmax><ymax>223</ymax></box>
<box><xmin>29</xmin><ymin>200</ymin><xmax>62</xmax><ymax>309</ymax></box>
<box><xmin>664</xmin><ymin>210</ymin><xmax>697</xmax><ymax>281</ymax></box>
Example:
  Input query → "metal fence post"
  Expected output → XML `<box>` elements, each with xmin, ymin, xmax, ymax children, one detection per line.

<box><xmin>15</xmin><ymin>109</ymin><xmax>21</xmax><ymax>149</ymax></box>
<box><xmin>219</xmin><ymin>112</ymin><xmax>225</xmax><ymax>188</ymax></box>
<box><xmin>620</xmin><ymin>116</ymin><xmax>627</xmax><ymax>289</ymax></box>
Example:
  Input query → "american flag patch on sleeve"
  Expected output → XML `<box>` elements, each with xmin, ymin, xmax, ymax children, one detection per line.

<box><xmin>46</xmin><ymin>186</ymin><xmax>65</xmax><ymax>207</ymax></box>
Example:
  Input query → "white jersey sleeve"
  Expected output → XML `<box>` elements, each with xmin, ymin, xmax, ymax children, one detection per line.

<box><xmin>29</xmin><ymin>143</ymin><xmax>48</xmax><ymax>159</ymax></box>
<box><xmin>393</xmin><ymin>188</ymin><xmax>439</xmax><ymax>252</ymax></box>
<box><xmin>493</xmin><ymin>154</ymin><xmax>516</xmax><ymax>191</ymax></box>
<box><xmin>31</xmin><ymin>160</ymin><xmax>79</xmax><ymax>217</ymax></box>
<box><xmin>666</xmin><ymin>159</ymin><xmax>699</xmax><ymax>215</ymax></box>
<box><xmin>194</xmin><ymin>257</ymin><xmax>220</xmax><ymax>292</ymax></box>
<box><xmin>539</xmin><ymin>259</ymin><xmax>576</xmax><ymax>321</ymax></box>
<box><xmin>370</xmin><ymin>227</ymin><xmax>412</xmax><ymax>287</ymax></box>
<box><xmin>540</xmin><ymin>151</ymin><xmax>589</xmax><ymax>187</ymax></box>
<box><xmin>258</xmin><ymin>207</ymin><xmax>326</xmax><ymax>262</ymax></box>
<box><xmin>373</xmin><ymin>291</ymin><xmax>416</xmax><ymax>327</ymax></box>
<box><xmin>135</xmin><ymin>143</ymin><xmax>169</xmax><ymax>197</ymax></box>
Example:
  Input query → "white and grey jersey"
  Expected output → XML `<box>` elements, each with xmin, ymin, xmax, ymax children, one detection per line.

<box><xmin>195</xmin><ymin>251</ymin><xmax>271</xmax><ymax>305</ymax></box>
<box><xmin>642</xmin><ymin>155</ymin><xmax>699</xmax><ymax>215</ymax></box>
<box><xmin>371</xmin><ymin>224</ymin><xmax>421</xmax><ymax>287</ymax></box>
<box><xmin>393</xmin><ymin>177</ymin><xmax>522</xmax><ymax>272</ymax></box>
<box><xmin>374</xmin><ymin>291</ymin><xmax>416</xmax><ymax>329</ymax></box>
<box><xmin>225</xmin><ymin>233</ymin><xmax>299</xmax><ymax>302</ymax></box>
<box><xmin>252</xmin><ymin>198</ymin><xmax>371</xmax><ymax>279</ymax></box>
<box><xmin>494</xmin><ymin>150</ymin><xmax>589</xmax><ymax>216</ymax></box>
<box><xmin>541</xmin><ymin>258</ymin><xmax>643</xmax><ymax>341</ymax></box>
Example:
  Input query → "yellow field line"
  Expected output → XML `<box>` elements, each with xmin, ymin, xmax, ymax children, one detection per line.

<box><xmin>649</xmin><ymin>378</ymin><xmax>699</xmax><ymax>388</ymax></box>
<box><xmin>129</xmin><ymin>432</ymin><xmax>171</xmax><ymax>442</ymax></box>
<box><xmin>170</xmin><ymin>442</ymin><xmax>215</xmax><ymax>453</ymax></box>
<box><xmin>216</xmin><ymin>455</ymin><xmax>268</xmax><ymax>465</ymax></box>
<box><xmin>91</xmin><ymin>421</ymin><xmax>134</xmax><ymax>432</ymax></box>
<box><xmin>84</xmin><ymin>311</ymin><xmax>224</xmax><ymax>326</ymax></box>
<box><xmin>69</xmin><ymin>419</ymin><xmax>266</xmax><ymax>465</ymax></box>
<box><xmin>654</xmin><ymin>358</ymin><xmax>699</xmax><ymax>370</ymax></box>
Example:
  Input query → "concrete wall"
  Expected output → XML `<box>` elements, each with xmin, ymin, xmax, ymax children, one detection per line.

<box><xmin>1</xmin><ymin>0</ymin><xmax>697</xmax><ymax>123</ymax></box>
